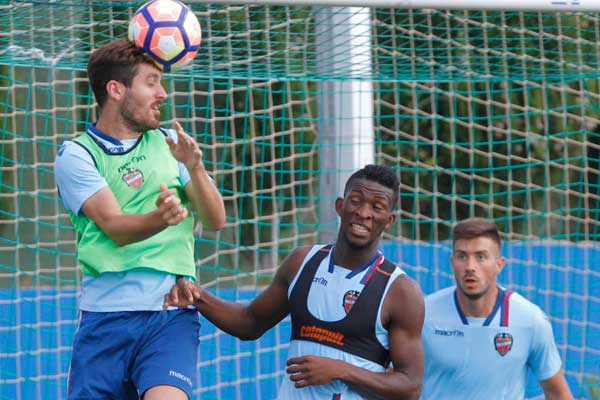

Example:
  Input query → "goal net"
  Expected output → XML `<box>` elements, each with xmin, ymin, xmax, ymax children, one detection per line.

<box><xmin>0</xmin><ymin>1</ymin><xmax>598</xmax><ymax>399</ymax></box>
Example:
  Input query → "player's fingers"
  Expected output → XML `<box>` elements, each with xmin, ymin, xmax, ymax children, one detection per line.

<box><xmin>286</xmin><ymin>357</ymin><xmax>304</xmax><ymax>366</ymax></box>
<box><xmin>165</xmin><ymin>196</ymin><xmax>182</xmax><ymax>211</ymax></box>
<box><xmin>181</xmin><ymin>134</ymin><xmax>198</xmax><ymax>153</ymax></box>
<box><xmin>285</xmin><ymin>365</ymin><xmax>300</xmax><ymax>374</ymax></box>
<box><xmin>163</xmin><ymin>293</ymin><xmax>172</xmax><ymax>309</ymax></box>
<box><xmin>170</xmin><ymin>285</ymin><xmax>179</xmax><ymax>305</ymax></box>
<box><xmin>157</xmin><ymin>184</ymin><xmax>168</xmax><ymax>202</ymax></box>
<box><xmin>288</xmin><ymin>372</ymin><xmax>302</xmax><ymax>381</ymax></box>
<box><xmin>174</xmin><ymin>120</ymin><xmax>189</xmax><ymax>142</ymax></box>
<box><xmin>161</xmin><ymin>195</ymin><xmax>181</xmax><ymax>213</ymax></box>
<box><xmin>175</xmin><ymin>208</ymin><xmax>188</xmax><ymax>220</ymax></box>
<box><xmin>288</xmin><ymin>372</ymin><xmax>309</xmax><ymax>388</ymax></box>
<box><xmin>192</xmin><ymin>286</ymin><xmax>202</xmax><ymax>301</ymax></box>
<box><xmin>181</xmin><ymin>280</ymin><xmax>194</xmax><ymax>303</ymax></box>
<box><xmin>166</xmin><ymin>208</ymin><xmax>188</xmax><ymax>225</ymax></box>
<box><xmin>174</xmin><ymin>120</ymin><xmax>184</xmax><ymax>133</ymax></box>
<box><xmin>156</xmin><ymin>185</ymin><xmax>176</xmax><ymax>207</ymax></box>
<box><xmin>163</xmin><ymin>197</ymin><xmax>185</xmax><ymax>218</ymax></box>
<box><xmin>176</xmin><ymin>126</ymin><xmax>200</xmax><ymax>152</ymax></box>
<box><xmin>294</xmin><ymin>380</ymin><xmax>309</xmax><ymax>388</ymax></box>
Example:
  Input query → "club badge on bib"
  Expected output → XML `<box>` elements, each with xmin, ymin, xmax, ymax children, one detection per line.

<box><xmin>343</xmin><ymin>290</ymin><xmax>360</xmax><ymax>314</ymax></box>
<box><xmin>494</xmin><ymin>332</ymin><xmax>513</xmax><ymax>356</ymax></box>
<box><xmin>122</xmin><ymin>168</ymin><xmax>144</xmax><ymax>190</ymax></box>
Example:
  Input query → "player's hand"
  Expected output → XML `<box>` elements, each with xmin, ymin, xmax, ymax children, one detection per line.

<box><xmin>166</xmin><ymin>120</ymin><xmax>204</xmax><ymax>171</ymax></box>
<box><xmin>163</xmin><ymin>278</ymin><xmax>200</xmax><ymax>309</ymax></box>
<box><xmin>286</xmin><ymin>355</ymin><xmax>341</xmax><ymax>388</ymax></box>
<box><xmin>156</xmin><ymin>183</ymin><xmax>188</xmax><ymax>225</ymax></box>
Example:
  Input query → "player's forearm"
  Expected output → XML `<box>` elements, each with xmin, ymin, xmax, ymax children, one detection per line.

<box><xmin>186</xmin><ymin>166</ymin><xmax>225</xmax><ymax>230</ymax></box>
<box><xmin>339</xmin><ymin>362</ymin><xmax>422</xmax><ymax>400</ymax></box>
<box><xmin>194</xmin><ymin>289</ymin><xmax>265</xmax><ymax>340</ymax></box>
<box><xmin>541</xmin><ymin>374</ymin><xmax>574</xmax><ymax>400</ymax></box>
<box><xmin>98</xmin><ymin>211</ymin><xmax>167</xmax><ymax>246</ymax></box>
<box><xmin>544</xmin><ymin>392</ymin><xmax>574</xmax><ymax>400</ymax></box>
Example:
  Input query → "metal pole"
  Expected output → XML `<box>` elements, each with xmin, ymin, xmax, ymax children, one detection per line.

<box><xmin>315</xmin><ymin>7</ymin><xmax>375</xmax><ymax>243</ymax></box>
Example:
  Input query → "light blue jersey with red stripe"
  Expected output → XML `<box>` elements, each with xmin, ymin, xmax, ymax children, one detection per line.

<box><xmin>420</xmin><ymin>286</ymin><xmax>563</xmax><ymax>400</ymax></box>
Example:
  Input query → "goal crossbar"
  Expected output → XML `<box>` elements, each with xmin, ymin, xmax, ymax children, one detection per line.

<box><xmin>192</xmin><ymin>0</ymin><xmax>600</xmax><ymax>12</ymax></box>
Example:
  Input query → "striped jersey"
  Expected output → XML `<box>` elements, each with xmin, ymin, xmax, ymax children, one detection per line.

<box><xmin>420</xmin><ymin>286</ymin><xmax>563</xmax><ymax>400</ymax></box>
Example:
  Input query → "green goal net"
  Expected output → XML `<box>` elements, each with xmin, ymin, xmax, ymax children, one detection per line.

<box><xmin>0</xmin><ymin>2</ymin><xmax>599</xmax><ymax>399</ymax></box>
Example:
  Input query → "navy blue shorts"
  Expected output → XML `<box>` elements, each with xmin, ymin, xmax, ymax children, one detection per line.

<box><xmin>67</xmin><ymin>309</ymin><xmax>200</xmax><ymax>400</ymax></box>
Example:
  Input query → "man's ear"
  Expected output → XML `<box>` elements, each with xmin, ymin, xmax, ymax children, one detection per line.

<box><xmin>386</xmin><ymin>213</ymin><xmax>396</xmax><ymax>229</ymax></box>
<box><xmin>496</xmin><ymin>256</ymin><xmax>506</xmax><ymax>274</ymax></box>
<box><xmin>334</xmin><ymin>197</ymin><xmax>343</xmax><ymax>217</ymax></box>
<box><xmin>106</xmin><ymin>80</ymin><xmax>125</xmax><ymax>101</ymax></box>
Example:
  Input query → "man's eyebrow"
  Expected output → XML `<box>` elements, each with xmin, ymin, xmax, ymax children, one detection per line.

<box><xmin>146</xmin><ymin>72</ymin><xmax>161</xmax><ymax>81</ymax></box>
<box><xmin>454</xmin><ymin>250</ymin><xmax>490</xmax><ymax>255</ymax></box>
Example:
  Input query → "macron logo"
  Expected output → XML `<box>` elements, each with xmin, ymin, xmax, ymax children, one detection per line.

<box><xmin>434</xmin><ymin>329</ymin><xmax>464</xmax><ymax>337</ymax></box>
<box><xmin>169</xmin><ymin>370</ymin><xmax>193</xmax><ymax>387</ymax></box>
<box><xmin>313</xmin><ymin>276</ymin><xmax>328</xmax><ymax>286</ymax></box>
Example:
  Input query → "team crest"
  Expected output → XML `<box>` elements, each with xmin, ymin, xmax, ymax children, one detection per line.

<box><xmin>494</xmin><ymin>332</ymin><xmax>513</xmax><ymax>356</ymax></box>
<box><xmin>122</xmin><ymin>168</ymin><xmax>144</xmax><ymax>190</ymax></box>
<box><xmin>343</xmin><ymin>290</ymin><xmax>360</xmax><ymax>314</ymax></box>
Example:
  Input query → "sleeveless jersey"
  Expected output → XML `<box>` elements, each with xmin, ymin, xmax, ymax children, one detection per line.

<box><xmin>278</xmin><ymin>244</ymin><xmax>406</xmax><ymax>399</ymax></box>
<box><xmin>68</xmin><ymin>129</ymin><xmax>195</xmax><ymax>277</ymax></box>
<box><xmin>420</xmin><ymin>286</ymin><xmax>563</xmax><ymax>400</ymax></box>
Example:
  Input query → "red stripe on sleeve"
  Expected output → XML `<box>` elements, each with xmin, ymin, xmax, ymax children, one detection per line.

<box><xmin>502</xmin><ymin>290</ymin><xmax>514</xmax><ymax>327</ymax></box>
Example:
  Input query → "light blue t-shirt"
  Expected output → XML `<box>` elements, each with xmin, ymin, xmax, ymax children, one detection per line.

<box><xmin>54</xmin><ymin>124</ymin><xmax>192</xmax><ymax>311</ymax></box>
<box><xmin>420</xmin><ymin>286</ymin><xmax>563</xmax><ymax>400</ymax></box>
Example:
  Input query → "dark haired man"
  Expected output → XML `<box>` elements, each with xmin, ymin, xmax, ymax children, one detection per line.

<box><xmin>165</xmin><ymin>164</ymin><xmax>425</xmax><ymax>400</ymax></box>
<box><xmin>54</xmin><ymin>38</ymin><xmax>225</xmax><ymax>399</ymax></box>
<box><xmin>420</xmin><ymin>217</ymin><xmax>573</xmax><ymax>400</ymax></box>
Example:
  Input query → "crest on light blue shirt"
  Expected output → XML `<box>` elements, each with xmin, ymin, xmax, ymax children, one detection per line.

<box><xmin>343</xmin><ymin>290</ymin><xmax>360</xmax><ymax>314</ymax></box>
<box><xmin>122</xmin><ymin>168</ymin><xmax>144</xmax><ymax>190</ymax></box>
<box><xmin>494</xmin><ymin>332</ymin><xmax>513</xmax><ymax>356</ymax></box>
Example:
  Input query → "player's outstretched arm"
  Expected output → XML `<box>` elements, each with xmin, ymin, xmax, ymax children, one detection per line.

<box><xmin>540</xmin><ymin>370</ymin><xmax>574</xmax><ymax>400</ymax></box>
<box><xmin>164</xmin><ymin>246</ymin><xmax>311</xmax><ymax>340</ymax></box>
<box><xmin>167</xmin><ymin>120</ymin><xmax>225</xmax><ymax>230</ymax></box>
<box><xmin>82</xmin><ymin>183</ymin><xmax>188</xmax><ymax>246</ymax></box>
<box><xmin>286</xmin><ymin>274</ymin><xmax>424</xmax><ymax>400</ymax></box>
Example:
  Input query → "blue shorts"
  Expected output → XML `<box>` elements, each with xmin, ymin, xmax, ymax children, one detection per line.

<box><xmin>67</xmin><ymin>309</ymin><xmax>200</xmax><ymax>400</ymax></box>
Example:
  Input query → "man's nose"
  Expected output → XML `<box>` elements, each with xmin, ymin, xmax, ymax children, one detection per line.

<box><xmin>157</xmin><ymin>85</ymin><xmax>167</xmax><ymax>99</ymax></box>
<box><xmin>355</xmin><ymin>204</ymin><xmax>372</xmax><ymax>218</ymax></box>
<box><xmin>464</xmin><ymin>256</ymin><xmax>478</xmax><ymax>271</ymax></box>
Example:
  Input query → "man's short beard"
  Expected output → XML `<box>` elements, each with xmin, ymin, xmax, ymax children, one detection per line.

<box><xmin>463</xmin><ymin>290</ymin><xmax>485</xmax><ymax>300</ymax></box>
<box><xmin>458</xmin><ymin>285</ymin><xmax>487</xmax><ymax>301</ymax></box>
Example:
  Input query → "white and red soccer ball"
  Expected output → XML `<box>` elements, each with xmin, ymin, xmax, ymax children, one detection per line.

<box><xmin>128</xmin><ymin>0</ymin><xmax>202</xmax><ymax>72</ymax></box>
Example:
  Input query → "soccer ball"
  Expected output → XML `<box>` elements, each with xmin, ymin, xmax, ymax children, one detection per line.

<box><xmin>128</xmin><ymin>0</ymin><xmax>202</xmax><ymax>72</ymax></box>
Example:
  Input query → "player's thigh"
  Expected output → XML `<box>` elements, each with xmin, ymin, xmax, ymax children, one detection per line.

<box><xmin>135</xmin><ymin>309</ymin><xmax>200</xmax><ymax>399</ymax></box>
<box><xmin>68</xmin><ymin>311</ymin><xmax>138</xmax><ymax>400</ymax></box>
